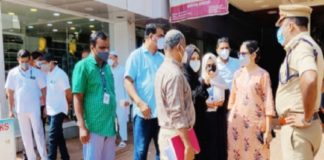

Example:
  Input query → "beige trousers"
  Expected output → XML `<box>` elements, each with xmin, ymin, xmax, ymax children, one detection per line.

<box><xmin>158</xmin><ymin>128</ymin><xmax>179</xmax><ymax>160</ymax></box>
<box><xmin>280</xmin><ymin>119</ymin><xmax>322</xmax><ymax>160</ymax></box>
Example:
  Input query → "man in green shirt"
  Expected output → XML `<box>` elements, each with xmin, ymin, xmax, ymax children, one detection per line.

<box><xmin>72</xmin><ymin>31</ymin><xmax>116</xmax><ymax>160</ymax></box>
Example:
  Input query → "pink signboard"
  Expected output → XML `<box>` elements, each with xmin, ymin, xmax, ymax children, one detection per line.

<box><xmin>170</xmin><ymin>0</ymin><xmax>229</xmax><ymax>23</ymax></box>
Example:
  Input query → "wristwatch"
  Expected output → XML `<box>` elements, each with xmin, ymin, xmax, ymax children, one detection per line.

<box><xmin>302</xmin><ymin>118</ymin><xmax>312</xmax><ymax>126</ymax></box>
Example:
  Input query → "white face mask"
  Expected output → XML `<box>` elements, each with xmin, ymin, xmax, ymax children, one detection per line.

<box><xmin>108</xmin><ymin>59</ymin><xmax>114</xmax><ymax>66</ymax></box>
<box><xmin>41</xmin><ymin>63</ymin><xmax>51</xmax><ymax>73</ymax></box>
<box><xmin>35</xmin><ymin>61</ymin><xmax>42</xmax><ymax>68</ymax></box>
<box><xmin>239</xmin><ymin>54</ymin><xmax>250</xmax><ymax>67</ymax></box>
<box><xmin>181</xmin><ymin>52</ymin><xmax>188</xmax><ymax>64</ymax></box>
<box><xmin>219</xmin><ymin>49</ymin><xmax>230</xmax><ymax>60</ymax></box>
<box><xmin>157</xmin><ymin>37</ymin><xmax>165</xmax><ymax>50</ymax></box>
<box><xmin>189</xmin><ymin>60</ymin><xmax>201</xmax><ymax>72</ymax></box>
<box><xmin>20</xmin><ymin>63</ymin><xmax>29</xmax><ymax>70</ymax></box>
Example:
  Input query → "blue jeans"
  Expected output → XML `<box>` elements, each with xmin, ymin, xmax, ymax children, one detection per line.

<box><xmin>48</xmin><ymin>113</ymin><xmax>70</xmax><ymax>160</ymax></box>
<box><xmin>133</xmin><ymin>116</ymin><xmax>160</xmax><ymax>160</ymax></box>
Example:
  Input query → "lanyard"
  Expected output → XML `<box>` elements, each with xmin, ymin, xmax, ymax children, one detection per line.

<box><xmin>278</xmin><ymin>52</ymin><xmax>299</xmax><ymax>85</ymax></box>
<box><xmin>99</xmin><ymin>67</ymin><xmax>108</xmax><ymax>93</ymax></box>
<box><xmin>19</xmin><ymin>68</ymin><xmax>35</xmax><ymax>80</ymax></box>
<box><xmin>279</xmin><ymin>38</ymin><xmax>318</xmax><ymax>85</ymax></box>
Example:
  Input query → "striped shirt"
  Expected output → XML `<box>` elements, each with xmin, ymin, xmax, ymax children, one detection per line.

<box><xmin>155</xmin><ymin>57</ymin><xmax>196</xmax><ymax>129</ymax></box>
<box><xmin>72</xmin><ymin>54</ymin><xmax>116</xmax><ymax>137</ymax></box>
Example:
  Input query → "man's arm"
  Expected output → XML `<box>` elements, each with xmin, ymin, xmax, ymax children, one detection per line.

<box><xmin>65</xmin><ymin>89</ymin><xmax>73</xmax><ymax>105</ymax></box>
<box><xmin>73</xmin><ymin>93</ymin><xmax>90</xmax><ymax>144</ymax></box>
<box><xmin>74</xmin><ymin>94</ymin><xmax>85</xmax><ymax>127</ymax></box>
<box><xmin>300</xmin><ymin>70</ymin><xmax>318</xmax><ymax>121</ymax></box>
<box><xmin>124</xmin><ymin>77</ymin><xmax>151</xmax><ymax>119</ymax></box>
<box><xmin>41</xmin><ymin>87</ymin><xmax>46</xmax><ymax>105</ymax></box>
<box><xmin>322</xmin><ymin>79</ymin><xmax>324</xmax><ymax>93</ymax></box>
<box><xmin>6</xmin><ymin>89</ymin><xmax>15</xmax><ymax>118</ymax></box>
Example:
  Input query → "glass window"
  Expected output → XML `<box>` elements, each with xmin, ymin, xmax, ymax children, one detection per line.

<box><xmin>1</xmin><ymin>1</ymin><xmax>109</xmax><ymax>79</ymax></box>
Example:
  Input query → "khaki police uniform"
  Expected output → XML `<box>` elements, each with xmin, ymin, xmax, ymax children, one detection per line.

<box><xmin>275</xmin><ymin>4</ymin><xmax>324</xmax><ymax>160</ymax></box>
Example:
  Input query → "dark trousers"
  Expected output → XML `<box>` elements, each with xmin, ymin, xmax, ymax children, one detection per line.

<box><xmin>133</xmin><ymin>116</ymin><xmax>160</xmax><ymax>160</ymax></box>
<box><xmin>41</xmin><ymin>106</ymin><xmax>46</xmax><ymax>135</ymax></box>
<box><xmin>203</xmin><ymin>89</ymin><xmax>229</xmax><ymax>160</ymax></box>
<box><xmin>48</xmin><ymin>113</ymin><xmax>70</xmax><ymax>160</ymax></box>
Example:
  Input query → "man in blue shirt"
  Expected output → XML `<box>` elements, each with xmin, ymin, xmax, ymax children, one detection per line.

<box><xmin>124</xmin><ymin>23</ymin><xmax>165</xmax><ymax>160</ymax></box>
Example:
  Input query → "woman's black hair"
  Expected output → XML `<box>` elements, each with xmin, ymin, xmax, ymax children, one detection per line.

<box><xmin>242</xmin><ymin>40</ymin><xmax>261</xmax><ymax>63</ymax></box>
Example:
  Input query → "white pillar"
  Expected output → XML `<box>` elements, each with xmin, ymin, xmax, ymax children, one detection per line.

<box><xmin>109</xmin><ymin>14</ymin><xmax>136</xmax><ymax>65</ymax></box>
<box><xmin>0</xmin><ymin>2</ymin><xmax>8</xmax><ymax>119</ymax></box>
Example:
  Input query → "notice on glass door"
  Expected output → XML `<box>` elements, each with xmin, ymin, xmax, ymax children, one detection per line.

<box><xmin>0</xmin><ymin>119</ymin><xmax>16</xmax><ymax>160</ymax></box>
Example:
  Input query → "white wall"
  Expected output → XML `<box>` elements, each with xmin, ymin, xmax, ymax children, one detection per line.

<box><xmin>109</xmin><ymin>13</ymin><xmax>136</xmax><ymax>65</ymax></box>
<box><xmin>0</xmin><ymin>2</ymin><xmax>8</xmax><ymax>119</ymax></box>
<box><xmin>96</xmin><ymin>0</ymin><xmax>169</xmax><ymax>19</ymax></box>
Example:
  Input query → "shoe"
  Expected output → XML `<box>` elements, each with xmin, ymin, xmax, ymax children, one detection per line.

<box><xmin>23</xmin><ymin>153</ymin><xmax>28</xmax><ymax>160</ymax></box>
<box><xmin>118</xmin><ymin>141</ymin><xmax>127</xmax><ymax>148</ymax></box>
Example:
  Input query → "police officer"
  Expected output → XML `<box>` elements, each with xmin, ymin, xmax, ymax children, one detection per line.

<box><xmin>275</xmin><ymin>4</ymin><xmax>324</xmax><ymax>160</ymax></box>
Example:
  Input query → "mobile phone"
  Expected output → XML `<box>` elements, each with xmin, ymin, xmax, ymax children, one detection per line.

<box><xmin>257</xmin><ymin>130</ymin><xmax>276</xmax><ymax>144</ymax></box>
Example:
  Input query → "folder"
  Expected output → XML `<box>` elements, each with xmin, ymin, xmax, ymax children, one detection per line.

<box><xmin>168</xmin><ymin>128</ymin><xmax>200</xmax><ymax>160</ymax></box>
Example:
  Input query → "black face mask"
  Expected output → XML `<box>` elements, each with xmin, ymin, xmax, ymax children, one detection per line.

<box><xmin>206</xmin><ymin>64</ymin><xmax>216</xmax><ymax>72</ymax></box>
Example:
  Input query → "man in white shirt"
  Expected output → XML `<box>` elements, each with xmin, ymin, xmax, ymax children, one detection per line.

<box><xmin>215</xmin><ymin>37</ymin><xmax>240</xmax><ymax>159</ymax></box>
<box><xmin>108</xmin><ymin>51</ymin><xmax>131</xmax><ymax>148</ymax></box>
<box><xmin>40</xmin><ymin>53</ymin><xmax>72</xmax><ymax>160</ymax></box>
<box><xmin>215</xmin><ymin>37</ymin><xmax>240</xmax><ymax>90</ymax></box>
<box><xmin>5</xmin><ymin>49</ymin><xmax>47</xmax><ymax>160</ymax></box>
<box><xmin>30</xmin><ymin>51</ymin><xmax>47</xmax><ymax>134</ymax></box>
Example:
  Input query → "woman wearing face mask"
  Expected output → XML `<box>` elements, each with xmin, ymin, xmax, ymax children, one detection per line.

<box><xmin>182</xmin><ymin>44</ymin><xmax>208</xmax><ymax>160</ymax></box>
<box><xmin>201</xmin><ymin>53</ymin><xmax>227</xmax><ymax>160</ymax></box>
<box><xmin>227</xmin><ymin>40</ymin><xmax>276</xmax><ymax>160</ymax></box>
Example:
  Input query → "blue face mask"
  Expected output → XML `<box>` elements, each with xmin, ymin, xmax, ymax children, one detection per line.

<box><xmin>97</xmin><ymin>51</ymin><xmax>109</xmax><ymax>61</ymax></box>
<box><xmin>277</xmin><ymin>28</ymin><xmax>285</xmax><ymax>46</ymax></box>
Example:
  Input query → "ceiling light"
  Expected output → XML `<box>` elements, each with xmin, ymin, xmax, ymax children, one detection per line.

<box><xmin>28</xmin><ymin>25</ymin><xmax>34</xmax><ymax>29</ymax></box>
<box><xmin>267</xmin><ymin>10</ymin><xmax>277</xmax><ymax>15</ymax></box>
<box><xmin>70</xmin><ymin>27</ymin><xmax>76</xmax><ymax>30</ymax></box>
<box><xmin>85</xmin><ymin>7</ymin><xmax>94</xmax><ymax>11</ymax></box>
<box><xmin>89</xmin><ymin>25</ymin><xmax>95</xmax><ymax>28</ymax></box>
<box><xmin>12</xmin><ymin>19</ymin><xmax>18</xmax><ymax>22</ymax></box>
<box><xmin>53</xmin><ymin>13</ymin><xmax>60</xmax><ymax>17</ymax></box>
<box><xmin>89</xmin><ymin>18</ymin><xmax>95</xmax><ymax>21</ymax></box>
<box><xmin>30</xmin><ymin>8</ymin><xmax>38</xmax><ymax>12</ymax></box>
<box><xmin>53</xmin><ymin>29</ymin><xmax>58</xmax><ymax>32</ymax></box>
<box><xmin>8</xmin><ymin>12</ymin><xmax>15</xmax><ymax>15</ymax></box>
<box><xmin>74</xmin><ymin>32</ymin><xmax>79</xmax><ymax>35</ymax></box>
<box><xmin>261</xmin><ymin>4</ymin><xmax>270</xmax><ymax>8</ymax></box>
<box><xmin>254</xmin><ymin>0</ymin><xmax>264</xmax><ymax>3</ymax></box>
<box><xmin>47</xmin><ymin>23</ymin><xmax>53</xmax><ymax>27</ymax></box>
<box><xmin>67</xmin><ymin>21</ymin><xmax>73</xmax><ymax>24</ymax></box>
<box><xmin>91</xmin><ymin>30</ymin><xmax>96</xmax><ymax>33</ymax></box>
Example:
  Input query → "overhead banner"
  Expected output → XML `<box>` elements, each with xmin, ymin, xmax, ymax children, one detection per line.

<box><xmin>170</xmin><ymin>0</ymin><xmax>229</xmax><ymax>23</ymax></box>
<box><xmin>0</xmin><ymin>119</ymin><xmax>16</xmax><ymax>160</ymax></box>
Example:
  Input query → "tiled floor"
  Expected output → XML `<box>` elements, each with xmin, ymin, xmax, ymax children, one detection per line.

<box><xmin>16</xmin><ymin>129</ymin><xmax>324</xmax><ymax>160</ymax></box>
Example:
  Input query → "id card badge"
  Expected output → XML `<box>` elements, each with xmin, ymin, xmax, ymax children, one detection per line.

<box><xmin>103</xmin><ymin>92</ymin><xmax>110</xmax><ymax>105</ymax></box>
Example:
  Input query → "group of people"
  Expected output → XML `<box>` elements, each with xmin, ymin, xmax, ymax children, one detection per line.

<box><xmin>5</xmin><ymin>50</ymin><xmax>71</xmax><ymax>160</ymax></box>
<box><xmin>4</xmin><ymin>33</ymin><xmax>131</xmax><ymax>160</ymax></box>
<box><xmin>126</xmin><ymin>4</ymin><xmax>323</xmax><ymax>160</ymax></box>
<box><xmin>4</xmin><ymin>3</ymin><xmax>324</xmax><ymax>160</ymax></box>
